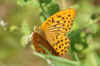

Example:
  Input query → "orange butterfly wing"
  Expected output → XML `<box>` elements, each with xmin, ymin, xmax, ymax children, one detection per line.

<box><xmin>32</xmin><ymin>8</ymin><xmax>76</xmax><ymax>56</ymax></box>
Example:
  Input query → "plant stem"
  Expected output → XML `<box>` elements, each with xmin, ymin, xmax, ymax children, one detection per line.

<box><xmin>39</xmin><ymin>3</ymin><xmax>48</xmax><ymax>19</ymax></box>
<box><xmin>33</xmin><ymin>51</ymin><xmax>80</xmax><ymax>65</ymax></box>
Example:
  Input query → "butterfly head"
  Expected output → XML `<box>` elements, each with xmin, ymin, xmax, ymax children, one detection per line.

<box><xmin>33</xmin><ymin>25</ymin><xmax>40</xmax><ymax>32</ymax></box>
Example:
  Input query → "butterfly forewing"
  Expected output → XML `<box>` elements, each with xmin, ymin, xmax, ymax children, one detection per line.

<box><xmin>47</xmin><ymin>8</ymin><xmax>76</xmax><ymax>34</ymax></box>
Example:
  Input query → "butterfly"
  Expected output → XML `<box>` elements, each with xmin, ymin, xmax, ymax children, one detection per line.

<box><xmin>32</xmin><ymin>8</ymin><xmax>76</xmax><ymax>56</ymax></box>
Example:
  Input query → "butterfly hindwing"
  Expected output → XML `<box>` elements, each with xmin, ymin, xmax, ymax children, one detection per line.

<box><xmin>53</xmin><ymin>34</ymin><xmax>70</xmax><ymax>56</ymax></box>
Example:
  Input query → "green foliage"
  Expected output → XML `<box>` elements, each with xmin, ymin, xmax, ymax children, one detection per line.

<box><xmin>17</xmin><ymin>0</ymin><xmax>39</xmax><ymax>7</ymax></box>
<box><xmin>39</xmin><ymin>0</ymin><xmax>52</xmax><ymax>5</ymax></box>
<box><xmin>47</xmin><ymin>3</ymin><xmax>60</xmax><ymax>16</ymax></box>
<box><xmin>39</xmin><ymin>0</ymin><xmax>60</xmax><ymax>22</ymax></box>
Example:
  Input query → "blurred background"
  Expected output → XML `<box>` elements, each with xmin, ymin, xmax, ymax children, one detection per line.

<box><xmin>0</xmin><ymin>0</ymin><xmax>100</xmax><ymax>66</ymax></box>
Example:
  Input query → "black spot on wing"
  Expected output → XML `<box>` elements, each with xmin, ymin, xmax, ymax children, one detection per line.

<box><xmin>62</xmin><ymin>17</ymin><xmax>64</xmax><ymax>20</ymax></box>
<box><xmin>51</xmin><ymin>17</ymin><xmax>55</xmax><ymax>23</ymax></box>
<box><xmin>68</xmin><ymin>14</ymin><xmax>71</xmax><ymax>17</ymax></box>
<box><xmin>56</xmin><ymin>41</ymin><xmax>60</xmax><ymax>45</ymax></box>
<box><xmin>57</xmin><ymin>15</ymin><xmax>61</xmax><ymax>17</ymax></box>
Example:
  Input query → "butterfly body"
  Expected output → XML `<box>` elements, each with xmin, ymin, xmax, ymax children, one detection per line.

<box><xmin>32</xmin><ymin>8</ymin><xmax>76</xmax><ymax>56</ymax></box>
